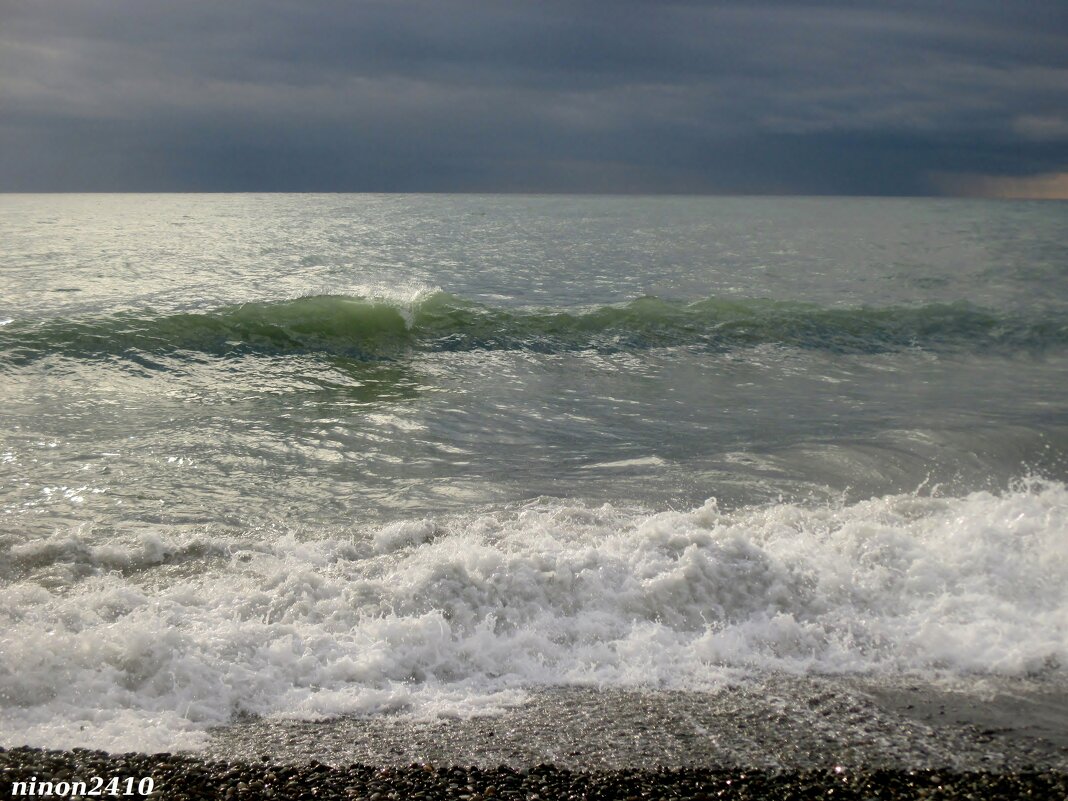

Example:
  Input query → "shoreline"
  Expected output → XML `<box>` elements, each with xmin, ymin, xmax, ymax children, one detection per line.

<box><xmin>6</xmin><ymin>679</ymin><xmax>1068</xmax><ymax>801</ymax></box>
<box><xmin>5</xmin><ymin>675</ymin><xmax>1068</xmax><ymax>798</ymax></box>
<box><xmin>203</xmin><ymin>675</ymin><xmax>1068</xmax><ymax>771</ymax></box>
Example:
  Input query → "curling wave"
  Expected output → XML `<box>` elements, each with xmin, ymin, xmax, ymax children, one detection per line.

<box><xmin>2</xmin><ymin>293</ymin><xmax>1066</xmax><ymax>362</ymax></box>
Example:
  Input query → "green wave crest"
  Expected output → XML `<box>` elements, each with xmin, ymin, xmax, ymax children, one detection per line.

<box><xmin>2</xmin><ymin>292</ymin><xmax>1065</xmax><ymax>362</ymax></box>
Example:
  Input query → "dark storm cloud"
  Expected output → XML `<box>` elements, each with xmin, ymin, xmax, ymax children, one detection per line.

<box><xmin>1</xmin><ymin>0</ymin><xmax>1066</xmax><ymax>193</ymax></box>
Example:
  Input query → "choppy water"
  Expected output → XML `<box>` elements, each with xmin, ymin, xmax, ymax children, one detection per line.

<box><xmin>1</xmin><ymin>194</ymin><xmax>1067</xmax><ymax>753</ymax></box>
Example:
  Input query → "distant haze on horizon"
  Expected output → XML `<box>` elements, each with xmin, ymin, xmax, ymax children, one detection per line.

<box><xmin>1</xmin><ymin>0</ymin><xmax>1066</xmax><ymax>197</ymax></box>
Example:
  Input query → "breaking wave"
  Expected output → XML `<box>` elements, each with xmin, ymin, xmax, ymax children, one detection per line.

<box><xmin>2</xmin><ymin>293</ymin><xmax>1066</xmax><ymax>362</ymax></box>
<box><xmin>1</xmin><ymin>480</ymin><xmax>1066</xmax><ymax>751</ymax></box>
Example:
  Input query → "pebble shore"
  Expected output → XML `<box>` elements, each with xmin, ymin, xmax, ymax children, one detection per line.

<box><xmin>3</xmin><ymin>746</ymin><xmax>1067</xmax><ymax>800</ymax></box>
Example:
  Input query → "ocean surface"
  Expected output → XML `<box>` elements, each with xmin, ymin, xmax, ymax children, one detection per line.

<box><xmin>1</xmin><ymin>194</ymin><xmax>1067</xmax><ymax>754</ymax></box>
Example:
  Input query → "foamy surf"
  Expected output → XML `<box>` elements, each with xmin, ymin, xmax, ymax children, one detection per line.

<box><xmin>1</xmin><ymin>481</ymin><xmax>1065</xmax><ymax>753</ymax></box>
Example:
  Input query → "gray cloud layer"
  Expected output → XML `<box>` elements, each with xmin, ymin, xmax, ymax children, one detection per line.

<box><xmin>1</xmin><ymin>0</ymin><xmax>1066</xmax><ymax>193</ymax></box>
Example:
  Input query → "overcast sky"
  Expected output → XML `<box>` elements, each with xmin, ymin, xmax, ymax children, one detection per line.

<box><xmin>1</xmin><ymin>0</ymin><xmax>1066</xmax><ymax>195</ymax></box>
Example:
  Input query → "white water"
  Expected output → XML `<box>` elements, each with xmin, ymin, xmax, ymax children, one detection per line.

<box><xmin>2</xmin><ymin>480</ymin><xmax>1066</xmax><ymax>752</ymax></box>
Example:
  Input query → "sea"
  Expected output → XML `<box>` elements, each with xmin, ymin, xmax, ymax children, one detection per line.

<box><xmin>1</xmin><ymin>194</ymin><xmax>1066</xmax><ymax>754</ymax></box>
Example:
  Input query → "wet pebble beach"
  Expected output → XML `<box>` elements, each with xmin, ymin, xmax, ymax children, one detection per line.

<box><xmin>2</xmin><ymin>747</ymin><xmax>1067</xmax><ymax>801</ymax></box>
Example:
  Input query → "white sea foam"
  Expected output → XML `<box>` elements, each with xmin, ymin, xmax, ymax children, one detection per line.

<box><xmin>309</xmin><ymin>281</ymin><xmax>442</xmax><ymax>310</ymax></box>
<box><xmin>1</xmin><ymin>481</ymin><xmax>1066</xmax><ymax>752</ymax></box>
<box><xmin>581</xmin><ymin>456</ymin><xmax>668</xmax><ymax>469</ymax></box>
